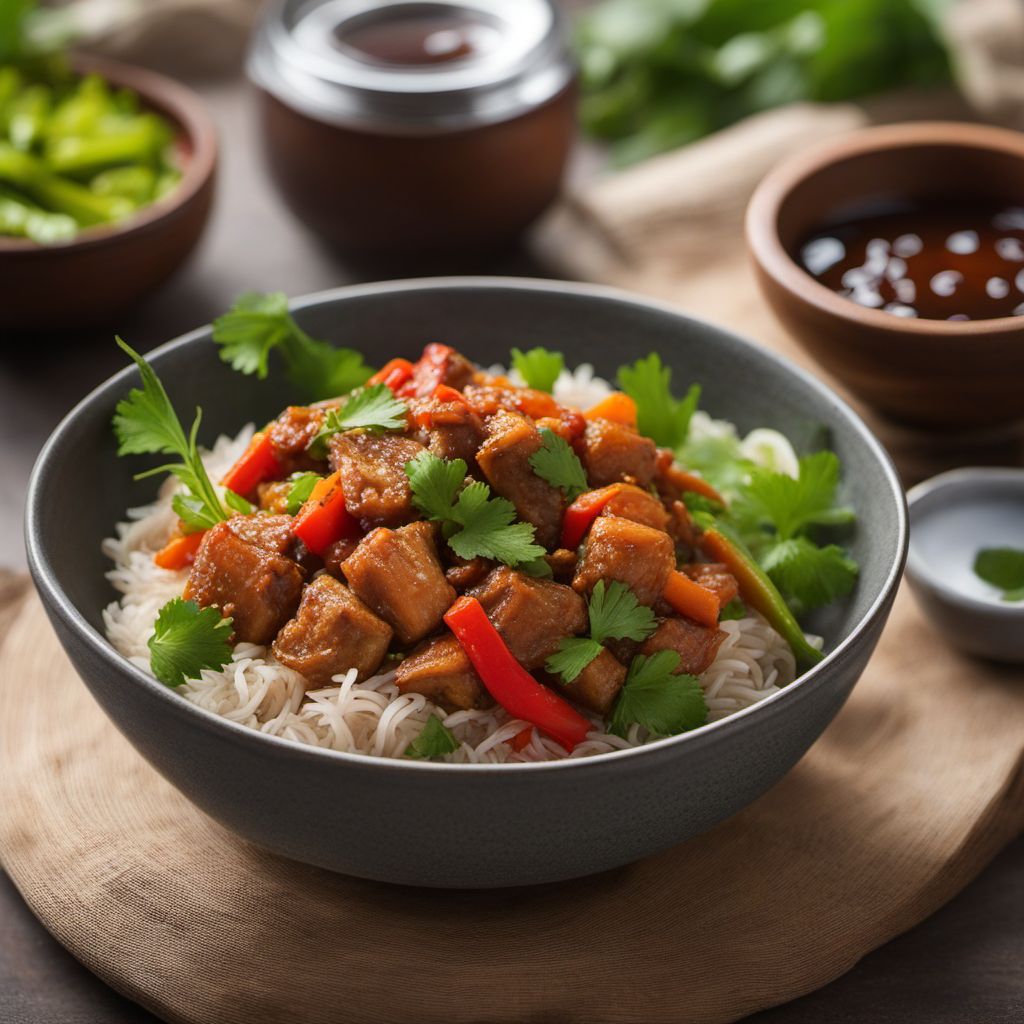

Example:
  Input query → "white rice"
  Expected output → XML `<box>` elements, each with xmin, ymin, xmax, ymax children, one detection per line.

<box><xmin>102</xmin><ymin>366</ymin><xmax>803</xmax><ymax>763</ymax></box>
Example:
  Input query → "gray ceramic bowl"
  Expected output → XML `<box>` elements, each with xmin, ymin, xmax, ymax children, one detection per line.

<box><xmin>25</xmin><ymin>278</ymin><xmax>907</xmax><ymax>888</ymax></box>
<box><xmin>906</xmin><ymin>468</ymin><xmax>1024</xmax><ymax>663</ymax></box>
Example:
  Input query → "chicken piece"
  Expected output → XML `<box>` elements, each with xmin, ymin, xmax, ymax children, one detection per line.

<box><xmin>184</xmin><ymin>520</ymin><xmax>305</xmax><ymax>644</ymax></box>
<box><xmin>544</xmin><ymin>547</ymin><xmax>578</xmax><ymax>583</ymax></box>
<box><xmin>257</xmin><ymin>480</ymin><xmax>292</xmax><ymax>515</ymax></box>
<box><xmin>463</xmin><ymin>384</ymin><xmax>561</xmax><ymax>421</ymax></box>
<box><xmin>476</xmin><ymin>410</ymin><xmax>563</xmax><ymax>548</ymax></box>
<box><xmin>322</xmin><ymin>536</ymin><xmax>360</xmax><ymax>579</ymax></box>
<box><xmin>404</xmin><ymin>343</ymin><xmax>476</xmax><ymax>397</ymax></box>
<box><xmin>581</xmin><ymin>418</ymin><xmax>657</xmax><ymax>488</ymax></box>
<box><xmin>560</xmin><ymin>647</ymin><xmax>627</xmax><ymax>716</ymax></box>
<box><xmin>266</xmin><ymin>406</ymin><xmax>324</xmax><ymax>474</ymax></box>
<box><xmin>394</xmin><ymin>633</ymin><xmax>491</xmax><ymax>712</ymax></box>
<box><xmin>328</xmin><ymin>432</ymin><xmax>425</xmax><ymax>530</ymax></box>
<box><xmin>572</xmin><ymin>515</ymin><xmax>675</xmax><ymax>606</ymax></box>
<box><xmin>272</xmin><ymin>575</ymin><xmax>392</xmax><ymax>685</ymax></box>
<box><xmin>468</xmin><ymin>566</ymin><xmax>587</xmax><ymax>670</ymax></box>
<box><xmin>226</xmin><ymin>513</ymin><xmax>295</xmax><ymax>557</ymax></box>
<box><xmin>683</xmin><ymin>562</ymin><xmax>739</xmax><ymax>608</ymax></box>
<box><xmin>666</xmin><ymin>499</ymin><xmax>699</xmax><ymax>552</ymax></box>
<box><xmin>341</xmin><ymin>521</ymin><xmax>455</xmax><ymax>645</ymax></box>
<box><xmin>640</xmin><ymin>616</ymin><xmax>726</xmax><ymax>676</ymax></box>
<box><xmin>444</xmin><ymin>555</ymin><xmax>493</xmax><ymax>592</ymax></box>
<box><xmin>603</xmin><ymin>484</ymin><xmax>671</xmax><ymax>532</ymax></box>
<box><xmin>408</xmin><ymin>392</ymin><xmax>484</xmax><ymax>464</ymax></box>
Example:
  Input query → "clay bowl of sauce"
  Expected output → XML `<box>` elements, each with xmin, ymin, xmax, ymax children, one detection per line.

<box><xmin>746</xmin><ymin>122</ymin><xmax>1024</xmax><ymax>429</ymax></box>
<box><xmin>248</xmin><ymin>0</ymin><xmax>577</xmax><ymax>265</ymax></box>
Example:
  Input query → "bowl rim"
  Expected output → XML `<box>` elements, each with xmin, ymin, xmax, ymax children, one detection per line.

<box><xmin>25</xmin><ymin>276</ymin><xmax>909</xmax><ymax>776</ymax></box>
<box><xmin>746</xmin><ymin>120</ymin><xmax>1024</xmax><ymax>337</ymax></box>
<box><xmin>0</xmin><ymin>53</ymin><xmax>217</xmax><ymax>256</ymax></box>
<box><xmin>906</xmin><ymin>466</ymin><xmax>1024</xmax><ymax>618</ymax></box>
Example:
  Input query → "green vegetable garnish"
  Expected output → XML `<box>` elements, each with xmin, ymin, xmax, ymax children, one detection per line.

<box><xmin>546</xmin><ymin>580</ymin><xmax>657</xmax><ymax>683</ymax></box>
<box><xmin>974</xmin><ymin>547</ymin><xmax>1024</xmax><ymax>602</ymax></box>
<box><xmin>510</xmin><ymin>346</ymin><xmax>564</xmax><ymax>393</ymax></box>
<box><xmin>405</xmin><ymin>451</ymin><xmax>545</xmax><ymax>567</ymax></box>
<box><xmin>609</xmin><ymin>650</ymin><xmax>708</xmax><ymax>738</ymax></box>
<box><xmin>618</xmin><ymin>352</ymin><xmax>700</xmax><ymax>449</ymax></box>
<box><xmin>223</xmin><ymin>489</ymin><xmax>254</xmax><ymax>515</ymax></box>
<box><xmin>212</xmin><ymin>291</ymin><xmax>374</xmax><ymax>402</ymax></box>
<box><xmin>719</xmin><ymin>597</ymin><xmax>747</xmax><ymax>621</ymax></box>
<box><xmin>285</xmin><ymin>472</ymin><xmax>321</xmax><ymax>516</ymax></box>
<box><xmin>112</xmin><ymin>338</ymin><xmax>229</xmax><ymax>534</ymax></box>
<box><xmin>529</xmin><ymin>427</ymin><xmax>588</xmax><ymax>501</ymax></box>
<box><xmin>405</xmin><ymin>716</ymin><xmax>460</xmax><ymax>760</ymax></box>
<box><xmin>307</xmin><ymin>383</ymin><xmax>408</xmax><ymax>458</ymax></box>
<box><xmin>147</xmin><ymin>598</ymin><xmax>233</xmax><ymax>689</ymax></box>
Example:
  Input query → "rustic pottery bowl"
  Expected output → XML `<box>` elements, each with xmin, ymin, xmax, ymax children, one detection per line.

<box><xmin>0</xmin><ymin>55</ymin><xmax>216</xmax><ymax>332</ymax></box>
<box><xmin>746</xmin><ymin>121</ymin><xmax>1024</xmax><ymax>429</ymax></box>
<box><xmin>26</xmin><ymin>279</ymin><xmax>907</xmax><ymax>888</ymax></box>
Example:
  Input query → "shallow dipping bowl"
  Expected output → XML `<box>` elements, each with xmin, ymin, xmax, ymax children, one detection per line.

<box><xmin>26</xmin><ymin>279</ymin><xmax>907</xmax><ymax>888</ymax></box>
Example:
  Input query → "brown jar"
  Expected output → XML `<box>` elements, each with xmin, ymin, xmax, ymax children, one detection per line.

<box><xmin>248</xmin><ymin>0</ymin><xmax>577</xmax><ymax>264</ymax></box>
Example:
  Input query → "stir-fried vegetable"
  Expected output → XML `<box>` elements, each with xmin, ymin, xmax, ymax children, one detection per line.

<box><xmin>445</xmin><ymin>595</ymin><xmax>592</xmax><ymax>751</ymax></box>
<box><xmin>220</xmin><ymin>431</ymin><xmax>282</xmax><ymax>498</ymax></box>
<box><xmin>292</xmin><ymin>471</ymin><xmax>359</xmax><ymax>555</ymax></box>
<box><xmin>561</xmin><ymin>484</ymin><xmax>624</xmax><ymax>550</ymax></box>
<box><xmin>583</xmin><ymin>391</ymin><xmax>637</xmax><ymax>426</ymax></box>
<box><xmin>662</xmin><ymin>569</ymin><xmax>720</xmax><ymax>628</ymax></box>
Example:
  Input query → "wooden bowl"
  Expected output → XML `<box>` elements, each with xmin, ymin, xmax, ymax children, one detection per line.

<box><xmin>746</xmin><ymin>122</ymin><xmax>1024</xmax><ymax>429</ymax></box>
<box><xmin>0</xmin><ymin>55</ymin><xmax>216</xmax><ymax>331</ymax></box>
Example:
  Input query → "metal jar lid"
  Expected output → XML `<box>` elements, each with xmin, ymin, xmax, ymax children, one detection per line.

<box><xmin>248</xmin><ymin>0</ymin><xmax>576</xmax><ymax>134</ymax></box>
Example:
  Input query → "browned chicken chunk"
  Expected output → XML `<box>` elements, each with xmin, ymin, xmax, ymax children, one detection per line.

<box><xmin>640</xmin><ymin>616</ymin><xmax>726</xmax><ymax>676</ymax></box>
<box><xmin>683</xmin><ymin>562</ymin><xmax>739</xmax><ymax>607</ymax></box>
<box><xmin>468</xmin><ymin>566</ymin><xmax>587</xmax><ymax>670</ymax></box>
<box><xmin>561</xmin><ymin>647</ymin><xmax>627</xmax><ymax>716</ymax></box>
<box><xmin>394</xmin><ymin>633</ymin><xmax>491</xmax><ymax>712</ymax></box>
<box><xmin>444</xmin><ymin>555</ymin><xmax>493</xmax><ymax>592</ymax></box>
<box><xmin>408</xmin><ymin>393</ymin><xmax>484</xmax><ymax>465</ymax></box>
<box><xmin>573</xmin><ymin>515</ymin><xmax>676</xmax><ymax>606</ymax></box>
<box><xmin>257</xmin><ymin>480</ymin><xmax>292</xmax><ymax>515</ymax></box>
<box><xmin>266</xmin><ymin>406</ymin><xmax>324</xmax><ymax>474</ymax></box>
<box><xmin>342</xmin><ymin>521</ymin><xmax>455</xmax><ymax>646</ymax></box>
<box><xmin>328</xmin><ymin>432</ymin><xmax>425</xmax><ymax>530</ymax></box>
<box><xmin>476</xmin><ymin>410</ymin><xmax>563</xmax><ymax>548</ymax></box>
<box><xmin>184</xmin><ymin>520</ymin><xmax>305</xmax><ymax>645</ymax></box>
<box><xmin>226</xmin><ymin>513</ymin><xmax>295</xmax><ymax>557</ymax></box>
<box><xmin>272</xmin><ymin>575</ymin><xmax>392</xmax><ymax>685</ymax></box>
<box><xmin>544</xmin><ymin>547</ymin><xmax>578</xmax><ymax>583</ymax></box>
<box><xmin>603</xmin><ymin>483</ymin><xmax>671</xmax><ymax>532</ymax></box>
<box><xmin>581</xmin><ymin>418</ymin><xmax>657</xmax><ymax>488</ymax></box>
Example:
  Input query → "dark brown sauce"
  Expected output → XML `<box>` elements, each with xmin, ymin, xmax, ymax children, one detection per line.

<box><xmin>337</xmin><ymin>8</ymin><xmax>497</xmax><ymax>66</ymax></box>
<box><xmin>798</xmin><ymin>201</ymin><xmax>1024</xmax><ymax>321</ymax></box>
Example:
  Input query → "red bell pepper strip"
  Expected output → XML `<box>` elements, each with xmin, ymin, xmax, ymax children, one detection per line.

<box><xmin>444</xmin><ymin>596</ymin><xmax>591</xmax><ymax>752</ymax></box>
<box><xmin>412</xmin><ymin>384</ymin><xmax>469</xmax><ymax>429</ymax></box>
<box><xmin>369</xmin><ymin>358</ymin><xmax>414</xmax><ymax>393</ymax></box>
<box><xmin>662</xmin><ymin>569</ymin><xmax>720</xmax><ymax>628</ymax></box>
<box><xmin>510</xmin><ymin>725</ymin><xmax>534</xmax><ymax>752</ymax></box>
<box><xmin>561</xmin><ymin>484</ymin><xmax>625</xmax><ymax>550</ymax></box>
<box><xmin>220</xmin><ymin>431</ymin><xmax>282</xmax><ymax>498</ymax></box>
<box><xmin>153</xmin><ymin>530</ymin><xmax>205</xmax><ymax>570</ymax></box>
<box><xmin>699</xmin><ymin>524</ymin><xmax>823</xmax><ymax>665</ymax></box>
<box><xmin>398</xmin><ymin>343</ymin><xmax>456</xmax><ymax>398</ymax></box>
<box><xmin>292</xmin><ymin>471</ymin><xmax>359</xmax><ymax>556</ymax></box>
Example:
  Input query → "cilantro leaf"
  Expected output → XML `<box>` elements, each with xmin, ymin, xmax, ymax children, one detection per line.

<box><xmin>113</xmin><ymin>339</ymin><xmax>228</xmax><ymax>533</ymax></box>
<box><xmin>404</xmin><ymin>452</ymin><xmax>544</xmax><ymax>567</ymax></box>
<box><xmin>285</xmin><ymin>472</ymin><xmax>321</xmax><ymax>516</ymax></box>
<box><xmin>308</xmin><ymin>383</ymin><xmax>408</xmax><ymax>457</ymax></box>
<box><xmin>587</xmin><ymin>579</ymin><xmax>657</xmax><ymax>643</ymax></box>
<box><xmin>224</xmin><ymin>489</ymin><xmax>254</xmax><ymax>515</ymax></box>
<box><xmin>406</xmin><ymin>451</ymin><xmax>468</xmax><ymax>521</ymax></box>
<box><xmin>734</xmin><ymin>451</ymin><xmax>855</xmax><ymax>541</ymax></box>
<box><xmin>617</xmin><ymin>353</ymin><xmax>700</xmax><ymax>448</ymax></box>
<box><xmin>609</xmin><ymin>651</ymin><xmax>708</xmax><ymax>738</ymax></box>
<box><xmin>719</xmin><ymin>597</ymin><xmax>747</xmax><ymax>621</ymax></box>
<box><xmin>974</xmin><ymin>547</ymin><xmax>1024</xmax><ymax>602</ymax></box>
<box><xmin>529</xmin><ymin>427</ymin><xmax>588</xmax><ymax>500</ymax></box>
<box><xmin>212</xmin><ymin>291</ymin><xmax>373</xmax><ymax>401</ymax></box>
<box><xmin>761</xmin><ymin>537</ymin><xmax>858</xmax><ymax>614</ymax></box>
<box><xmin>448</xmin><ymin>482</ymin><xmax>545</xmax><ymax>565</ymax></box>
<box><xmin>546</xmin><ymin>637</ymin><xmax>604</xmax><ymax>682</ymax></box>
<box><xmin>519</xmin><ymin>556</ymin><xmax>554</xmax><ymax>579</ymax></box>
<box><xmin>678</xmin><ymin>430</ymin><xmax>754</xmax><ymax>498</ymax></box>
<box><xmin>511</xmin><ymin>346</ymin><xmax>564</xmax><ymax>393</ymax></box>
<box><xmin>148</xmin><ymin>598</ymin><xmax>233</xmax><ymax>688</ymax></box>
<box><xmin>405</xmin><ymin>716</ymin><xmax>459</xmax><ymax>759</ymax></box>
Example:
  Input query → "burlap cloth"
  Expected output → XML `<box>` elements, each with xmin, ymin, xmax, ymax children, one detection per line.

<box><xmin>3</xmin><ymin>3</ymin><xmax>1024</xmax><ymax>1022</ymax></box>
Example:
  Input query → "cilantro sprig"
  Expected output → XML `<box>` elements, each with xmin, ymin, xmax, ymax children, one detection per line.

<box><xmin>405</xmin><ymin>716</ymin><xmax>460</xmax><ymax>759</ymax></box>
<box><xmin>511</xmin><ymin>346</ymin><xmax>564</xmax><ymax>393</ymax></box>
<box><xmin>112</xmin><ymin>338</ymin><xmax>229</xmax><ymax>533</ymax></box>
<box><xmin>546</xmin><ymin>580</ymin><xmax>656</xmax><ymax>683</ymax></box>
<box><xmin>405</xmin><ymin>451</ymin><xmax>545</xmax><ymax>567</ymax></box>
<box><xmin>308</xmin><ymin>383</ymin><xmax>409</xmax><ymax>458</ymax></box>
<box><xmin>608</xmin><ymin>651</ymin><xmax>708</xmax><ymax>738</ymax></box>
<box><xmin>148</xmin><ymin>598</ymin><xmax>233</xmax><ymax>688</ymax></box>
<box><xmin>212</xmin><ymin>291</ymin><xmax>373</xmax><ymax>402</ymax></box>
<box><xmin>529</xmin><ymin>427</ymin><xmax>588</xmax><ymax>501</ymax></box>
<box><xmin>974</xmin><ymin>547</ymin><xmax>1024</xmax><ymax>602</ymax></box>
<box><xmin>618</xmin><ymin>352</ymin><xmax>700</xmax><ymax>449</ymax></box>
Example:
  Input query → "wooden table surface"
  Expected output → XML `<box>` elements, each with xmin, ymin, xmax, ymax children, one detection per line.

<box><xmin>1</xmin><ymin>74</ymin><xmax>1022</xmax><ymax>1024</ymax></box>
